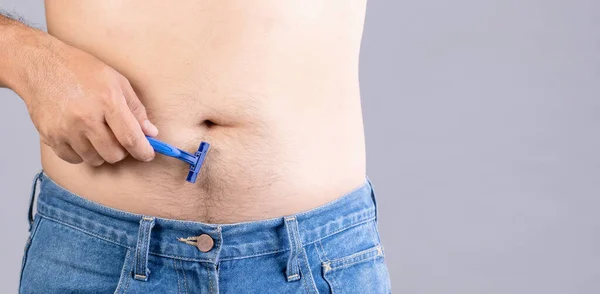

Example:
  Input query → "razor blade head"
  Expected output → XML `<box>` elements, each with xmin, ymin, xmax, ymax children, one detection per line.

<box><xmin>186</xmin><ymin>142</ymin><xmax>210</xmax><ymax>183</ymax></box>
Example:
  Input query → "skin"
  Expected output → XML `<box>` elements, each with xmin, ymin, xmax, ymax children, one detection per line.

<box><xmin>1</xmin><ymin>0</ymin><xmax>368</xmax><ymax>223</ymax></box>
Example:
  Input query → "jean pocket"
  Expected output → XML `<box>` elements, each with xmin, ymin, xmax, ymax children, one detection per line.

<box><xmin>19</xmin><ymin>217</ymin><xmax>130</xmax><ymax>293</ymax></box>
<box><xmin>321</xmin><ymin>244</ymin><xmax>390</xmax><ymax>294</ymax></box>
<box><xmin>113</xmin><ymin>249</ymin><xmax>134</xmax><ymax>294</ymax></box>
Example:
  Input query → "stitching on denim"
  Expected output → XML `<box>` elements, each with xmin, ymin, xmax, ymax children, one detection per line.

<box><xmin>215</xmin><ymin>226</ymin><xmax>223</xmax><ymax>262</ymax></box>
<box><xmin>172</xmin><ymin>258</ymin><xmax>181</xmax><ymax>294</ymax></box>
<box><xmin>145</xmin><ymin>252</ymin><xmax>211</xmax><ymax>263</ymax></box>
<box><xmin>323</xmin><ymin>262</ymin><xmax>332</xmax><ymax>273</ymax></box>
<box><xmin>330</xmin><ymin>245</ymin><xmax>380</xmax><ymax>266</ymax></box>
<box><xmin>217</xmin><ymin>247</ymin><xmax>287</xmax><ymax>261</ymax></box>
<box><xmin>285</xmin><ymin>219</ymin><xmax>298</xmax><ymax>280</ymax></box>
<box><xmin>292</xmin><ymin>223</ymin><xmax>303</xmax><ymax>279</ymax></box>
<box><xmin>208</xmin><ymin>263</ymin><xmax>213</xmax><ymax>294</ymax></box>
<box><xmin>141</xmin><ymin>222</ymin><xmax>148</xmax><ymax>276</ymax></box>
<box><xmin>217</xmin><ymin>261</ymin><xmax>221</xmax><ymax>284</ymax></box>
<box><xmin>368</xmin><ymin>219</ymin><xmax>381</xmax><ymax>246</ymax></box>
<box><xmin>322</xmin><ymin>265</ymin><xmax>335</xmax><ymax>294</ymax></box>
<box><xmin>114</xmin><ymin>249</ymin><xmax>131</xmax><ymax>294</ymax></box>
<box><xmin>176</xmin><ymin>259</ymin><xmax>182</xmax><ymax>294</ymax></box>
<box><xmin>218</xmin><ymin>217</ymin><xmax>282</xmax><ymax>228</ymax></box>
<box><xmin>292</xmin><ymin>219</ymin><xmax>302</xmax><ymax>245</ymax></box>
<box><xmin>300</xmin><ymin>249</ymin><xmax>318</xmax><ymax>294</ymax></box>
<box><xmin>180</xmin><ymin>259</ymin><xmax>189</xmax><ymax>294</ymax></box>
<box><xmin>135</xmin><ymin>217</ymin><xmax>155</xmax><ymax>280</ymax></box>
<box><xmin>135</xmin><ymin>221</ymin><xmax>145</xmax><ymax>277</ymax></box>
<box><xmin>37</xmin><ymin>206</ymin><xmax>376</xmax><ymax>263</ymax></box>
<box><xmin>39</xmin><ymin>213</ymin><xmax>221</xmax><ymax>264</ymax></box>
<box><xmin>314</xmin><ymin>241</ymin><xmax>326</xmax><ymax>263</ymax></box>
<box><xmin>216</xmin><ymin>218</ymin><xmax>376</xmax><ymax>262</ymax></box>
<box><xmin>301</xmin><ymin>269</ymin><xmax>310</xmax><ymax>293</ymax></box>
<box><xmin>319</xmin><ymin>240</ymin><xmax>329</xmax><ymax>262</ymax></box>
<box><xmin>368</xmin><ymin>218</ymin><xmax>376</xmax><ymax>240</ymax></box>
<box><xmin>305</xmin><ymin>217</ymin><xmax>376</xmax><ymax>247</ymax></box>
<box><xmin>135</xmin><ymin>232</ymin><xmax>142</xmax><ymax>277</ymax></box>
<box><xmin>37</xmin><ymin>214</ymin><xmax>131</xmax><ymax>248</ymax></box>
<box><xmin>328</xmin><ymin>245</ymin><xmax>383</xmax><ymax>270</ymax></box>
<box><xmin>328</xmin><ymin>253</ymin><xmax>384</xmax><ymax>272</ymax></box>
<box><xmin>124</xmin><ymin>254</ymin><xmax>135</xmax><ymax>294</ymax></box>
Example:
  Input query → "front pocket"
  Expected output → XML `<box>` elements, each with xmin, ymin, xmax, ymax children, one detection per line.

<box><xmin>19</xmin><ymin>215</ymin><xmax>43</xmax><ymax>290</ymax></box>
<box><xmin>322</xmin><ymin>245</ymin><xmax>391</xmax><ymax>294</ymax></box>
<box><xmin>113</xmin><ymin>249</ymin><xmax>134</xmax><ymax>294</ymax></box>
<box><xmin>19</xmin><ymin>217</ymin><xmax>131</xmax><ymax>293</ymax></box>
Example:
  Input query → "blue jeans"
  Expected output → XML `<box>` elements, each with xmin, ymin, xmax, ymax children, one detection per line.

<box><xmin>19</xmin><ymin>172</ymin><xmax>391</xmax><ymax>293</ymax></box>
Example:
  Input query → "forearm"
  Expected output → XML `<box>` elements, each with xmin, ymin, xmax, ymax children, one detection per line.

<box><xmin>0</xmin><ymin>14</ymin><xmax>51</xmax><ymax>96</ymax></box>
<box><xmin>0</xmin><ymin>14</ymin><xmax>24</xmax><ymax>89</ymax></box>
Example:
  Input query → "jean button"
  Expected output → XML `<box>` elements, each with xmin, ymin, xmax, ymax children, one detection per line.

<box><xmin>196</xmin><ymin>234</ymin><xmax>214</xmax><ymax>252</ymax></box>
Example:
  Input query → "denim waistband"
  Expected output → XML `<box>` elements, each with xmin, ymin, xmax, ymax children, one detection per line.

<box><xmin>32</xmin><ymin>172</ymin><xmax>378</xmax><ymax>263</ymax></box>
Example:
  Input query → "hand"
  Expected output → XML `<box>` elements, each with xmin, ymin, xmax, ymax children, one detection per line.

<box><xmin>16</xmin><ymin>36</ymin><xmax>158</xmax><ymax>166</ymax></box>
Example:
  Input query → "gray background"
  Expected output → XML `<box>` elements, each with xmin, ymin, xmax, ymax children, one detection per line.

<box><xmin>1</xmin><ymin>0</ymin><xmax>599</xmax><ymax>293</ymax></box>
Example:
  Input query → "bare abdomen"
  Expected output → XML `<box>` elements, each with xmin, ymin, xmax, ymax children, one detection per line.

<box><xmin>41</xmin><ymin>0</ymin><xmax>367</xmax><ymax>223</ymax></box>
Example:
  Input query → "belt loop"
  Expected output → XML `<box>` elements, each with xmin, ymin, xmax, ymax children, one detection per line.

<box><xmin>28</xmin><ymin>170</ymin><xmax>43</xmax><ymax>231</ymax></box>
<box><xmin>366</xmin><ymin>176</ymin><xmax>378</xmax><ymax>220</ymax></box>
<box><xmin>134</xmin><ymin>216</ymin><xmax>156</xmax><ymax>281</ymax></box>
<box><xmin>284</xmin><ymin>216</ymin><xmax>302</xmax><ymax>282</ymax></box>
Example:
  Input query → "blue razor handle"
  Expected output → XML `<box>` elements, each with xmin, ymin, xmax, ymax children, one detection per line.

<box><xmin>146</xmin><ymin>137</ymin><xmax>181</xmax><ymax>157</ymax></box>
<box><xmin>146</xmin><ymin>136</ymin><xmax>210</xmax><ymax>183</ymax></box>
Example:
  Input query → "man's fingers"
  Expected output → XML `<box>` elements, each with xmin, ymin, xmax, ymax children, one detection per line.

<box><xmin>120</xmin><ymin>79</ymin><xmax>159</xmax><ymax>137</ymax></box>
<box><xmin>87</xmin><ymin>124</ymin><xmax>127</xmax><ymax>164</ymax></box>
<box><xmin>69</xmin><ymin>136</ymin><xmax>105</xmax><ymax>167</ymax></box>
<box><xmin>53</xmin><ymin>143</ymin><xmax>83</xmax><ymax>164</ymax></box>
<box><xmin>105</xmin><ymin>97</ymin><xmax>155</xmax><ymax>162</ymax></box>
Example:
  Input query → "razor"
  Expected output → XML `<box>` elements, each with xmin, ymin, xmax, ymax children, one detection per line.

<box><xmin>146</xmin><ymin>136</ymin><xmax>210</xmax><ymax>183</ymax></box>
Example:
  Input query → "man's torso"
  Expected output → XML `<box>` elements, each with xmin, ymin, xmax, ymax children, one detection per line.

<box><xmin>41</xmin><ymin>0</ymin><xmax>368</xmax><ymax>223</ymax></box>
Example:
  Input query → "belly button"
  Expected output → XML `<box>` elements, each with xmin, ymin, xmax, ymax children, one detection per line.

<box><xmin>202</xmin><ymin>119</ymin><xmax>217</xmax><ymax>128</ymax></box>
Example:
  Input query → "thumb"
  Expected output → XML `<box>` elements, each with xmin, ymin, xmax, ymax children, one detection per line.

<box><xmin>121</xmin><ymin>80</ymin><xmax>159</xmax><ymax>137</ymax></box>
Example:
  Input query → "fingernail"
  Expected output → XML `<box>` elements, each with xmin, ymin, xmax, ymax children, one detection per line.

<box><xmin>144</xmin><ymin>120</ymin><xmax>159</xmax><ymax>136</ymax></box>
<box><xmin>144</xmin><ymin>153</ymin><xmax>155</xmax><ymax>162</ymax></box>
<box><xmin>146</xmin><ymin>142</ymin><xmax>156</xmax><ymax>161</ymax></box>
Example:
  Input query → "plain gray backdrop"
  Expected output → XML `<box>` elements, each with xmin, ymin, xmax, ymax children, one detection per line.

<box><xmin>1</xmin><ymin>0</ymin><xmax>599</xmax><ymax>293</ymax></box>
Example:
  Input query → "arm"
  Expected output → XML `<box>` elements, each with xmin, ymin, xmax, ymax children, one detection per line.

<box><xmin>0</xmin><ymin>12</ymin><xmax>159</xmax><ymax>164</ymax></box>
<box><xmin>0</xmin><ymin>14</ymin><xmax>32</xmax><ymax>90</ymax></box>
